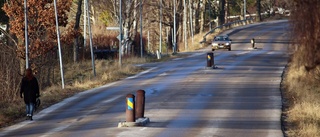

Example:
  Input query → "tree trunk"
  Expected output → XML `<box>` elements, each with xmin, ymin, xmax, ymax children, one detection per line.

<box><xmin>73</xmin><ymin>0</ymin><xmax>83</xmax><ymax>63</ymax></box>
<box><xmin>183</xmin><ymin>0</ymin><xmax>187</xmax><ymax>50</ymax></box>
<box><xmin>200</xmin><ymin>0</ymin><xmax>206</xmax><ymax>33</ymax></box>
<box><xmin>219</xmin><ymin>0</ymin><xmax>225</xmax><ymax>25</ymax></box>
<box><xmin>20</xmin><ymin>58</ymin><xmax>26</xmax><ymax>76</ymax></box>
<box><xmin>194</xmin><ymin>0</ymin><xmax>200</xmax><ymax>34</ymax></box>
<box><xmin>189</xmin><ymin>0</ymin><xmax>194</xmax><ymax>37</ymax></box>
<box><xmin>124</xmin><ymin>0</ymin><xmax>133</xmax><ymax>39</ymax></box>
<box><xmin>167</xmin><ymin>27</ymin><xmax>173</xmax><ymax>51</ymax></box>
<box><xmin>132</xmin><ymin>0</ymin><xmax>138</xmax><ymax>42</ymax></box>
<box><xmin>256</xmin><ymin>0</ymin><xmax>262</xmax><ymax>22</ymax></box>
<box><xmin>175</xmin><ymin>0</ymin><xmax>182</xmax><ymax>51</ymax></box>
<box><xmin>240</xmin><ymin>2</ymin><xmax>244</xmax><ymax>20</ymax></box>
<box><xmin>123</xmin><ymin>0</ymin><xmax>134</xmax><ymax>55</ymax></box>
<box><xmin>225</xmin><ymin>0</ymin><xmax>229</xmax><ymax>23</ymax></box>
<box><xmin>90</xmin><ymin>3</ymin><xmax>96</xmax><ymax>25</ymax></box>
<box><xmin>131</xmin><ymin>0</ymin><xmax>138</xmax><ymax>55</ymax></box>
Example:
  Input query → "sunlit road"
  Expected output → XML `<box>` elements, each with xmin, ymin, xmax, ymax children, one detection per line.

<box><xmin>0</xmin><ymin>20</ymin><xmax>289</xmax><ymax>137</ymax></box>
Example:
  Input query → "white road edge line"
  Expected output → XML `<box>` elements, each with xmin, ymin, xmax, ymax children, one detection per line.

<box><xmin>188</xmin><ymin>52</ymin><xmax>205</xmax><ymax>58</ymax></box>
<box><xmin>236</xmin><ymin>51</ymin><xmax>251</xmax><ymax>56</ymax></box>
<box><xmin>172</xmin><ymin>58</ymin><xmax>182</xmax><ymax>61</ymax></box>
<box><xmin>140</xmin><ymin>127</ymin><xmax>147</xmax><ymax>131</ymax></box>
<box><xmin>126</xmin><ymin>67</ymin><xmax>158</xmax><ymax>79</ymax></box>
<box><xmin>158</xmin><ymin>72</ymin><xmax>168</xmax><ymax>77</ymax></box>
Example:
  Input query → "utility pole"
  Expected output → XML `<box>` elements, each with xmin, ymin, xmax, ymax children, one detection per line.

<box><xmin>148</xmin><ymin>30</ymin><xmax>150</xmax><ymax>52</ymax></box>
<box><xmin>173</xmin><ymin>0</ymin><xmax>177</xmax><ymax>53</ymax></box>
<box><xmin>244</xmin><ymin>0</ymin><xmax>246</xmax><ymax>19</ymax></box>
<box><xmin>119</xmin><ymin>0</ymin><xmax>123</xmax><ymax>66</ymax></box>
<box><xmin>54</xmin><ymin>0</ymin><xmax>65</xmax><ymax>89</ymax></box>
<box><xmin>86</xmin><ymin>0</ymin><xmax>96</xmax><ymax>76</ymax></box>
<box><xmin>140</xmin><ymin>0</ymin><xmax>143</xmax><ymax>57</ymax></box>
<box><xmin>159</xmin><ymin>0</ymin><xmax>162</xmax><ymax>53</ymax></box>
<box><xmin>189</xmin><ymin>0</ymin><xmax>194</xmax><ymax>44</ymax></box>
<box><xmin>183</xmin><ymin>0</ymin><xmax>187</xmax><ymax>50</ymax></box>
<box><xmin>83</xmin><ymin>0</ymin><xmax>87</xmax><ymax>47</ymax></box>
<box><xmin>24</xmin><ymin>0</ymin><xmax>29</xmax><ymax>69</ymax></box>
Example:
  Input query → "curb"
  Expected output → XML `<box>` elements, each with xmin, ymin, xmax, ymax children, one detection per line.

<box><xmin>117</xmin><ymin>117</ymin><xmax>150</xmax><ymax>127</ymax></box>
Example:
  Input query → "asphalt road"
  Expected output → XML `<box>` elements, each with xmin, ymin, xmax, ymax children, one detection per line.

<box><xmin>0</xmin><ymin>20</ymin><xmax>289</xmax><ymax>137</ymax></box>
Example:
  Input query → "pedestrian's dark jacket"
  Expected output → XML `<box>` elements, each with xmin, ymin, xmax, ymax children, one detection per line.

<box><xmin>20</xmin><ymin>76</ymin><xmax>39</xmax><ymax>104</ymax></box>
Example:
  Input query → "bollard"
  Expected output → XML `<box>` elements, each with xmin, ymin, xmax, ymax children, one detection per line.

<box><xmin>126</xmin><ymin>94</ymin><xmax>135</xmax><ymax>122</ymax></box>
<box><xmin>207</xmin><ymin>52</ymin><xmax>214</xmax><ymax>68</ymax></box>
<box><xmin>136</xmin><ymin>90</ymin><xmax>146</xmax><ymax>118</ymax></box>
<box><xmin>251</xmin><ymin>38</ymin><xmax>255</xmax><ymax>49</ymax></box>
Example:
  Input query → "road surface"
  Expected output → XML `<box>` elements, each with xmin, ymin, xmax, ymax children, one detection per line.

<box><xmin>0</xmin><ymin>20</ymin><xmax>289</xmax><ymax>137</ymax></box>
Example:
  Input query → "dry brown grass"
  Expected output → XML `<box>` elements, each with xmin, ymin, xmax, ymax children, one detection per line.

<box><xmin>178</xmin><ymin>32</ymin><xmax>218</xmax><ymax>52</ymax></box>
<box><xmin>181</xmin><ymin>33</ymin><xmax>206</xmax><ymax>51</ymax></box>
<box><xmin>283</xmin><ymin>52</ymin><xmax>320</xmax><ymax>137</ymax></box>
<box><xmin>283</xmin><ymin>1</ymin><xmax>320</xmax><ymax>136</ymax></box>
<box><xmin>0</xmin><ymin>101</ymin><xmax>24</xmax><ymax>127</ymax></box>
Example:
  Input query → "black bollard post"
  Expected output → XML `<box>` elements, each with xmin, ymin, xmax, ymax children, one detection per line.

<box><xmin>136</xmin><ymin>90</ymin><xmax>146</xmax><ymax>118</ymax></box>
<box><xmin>126</xmin><ymin>94</ymin><xmax>135</xmax><ymax>122</ymax></box>
<box><xmin>207</xmin><ymin>52</ymin><xmax>214</xmax><ymax>68</ymax></box>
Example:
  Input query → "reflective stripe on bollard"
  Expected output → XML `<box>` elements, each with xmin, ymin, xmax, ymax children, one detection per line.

<box><xmin>126</xmin><ymin>94</ymin><xmax>135</xmax><ymax>122</ymax></box>
<box><xmin>207</xmin><ymin>52</ymin><xmax>214</xmax><ymax>68</ymax></box>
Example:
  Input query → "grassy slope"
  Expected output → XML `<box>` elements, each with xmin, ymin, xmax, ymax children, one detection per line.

<box><xmin>283</xmin><ymin>53</ymin><xmax>320</xmax><ymax>136</ymax></box>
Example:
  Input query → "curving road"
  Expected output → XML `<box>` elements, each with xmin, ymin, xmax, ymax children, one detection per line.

<box><xmin>0</xmin><ymin>20</ymin><xmax>289</xmax><ymax>137</ymax></box>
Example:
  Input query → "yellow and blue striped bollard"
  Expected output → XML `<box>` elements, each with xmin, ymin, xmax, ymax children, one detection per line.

<box><xmin>126</xmin><ymin>94</ymin><xmax>135</xmax><ymax>122</ymax></box>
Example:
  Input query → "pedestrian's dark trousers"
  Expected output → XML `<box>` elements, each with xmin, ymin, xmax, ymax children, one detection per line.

<box><xmin>26</xmin><ymin>103</ymin><xmax>34</xmax><ymax>116</ymax></box>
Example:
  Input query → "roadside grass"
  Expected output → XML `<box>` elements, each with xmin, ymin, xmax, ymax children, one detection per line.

<box><xmin>283</xmin><ymin>53</ymin><xmax>320</xmax><ymax>136</ymax></box>
<box><xmin>178</xmin><ymin>31</ymin><xmax>219</xmax><ymax>52</ymax></box>
<box><xmin>0</xmin><ymin>101</ymin><xmax>25</xmax><ymax>128</ymax></box>
<box><xmin>182</xmin><ymin>33</ymin><xmax>208</xmax><ymax>51</ymax></box>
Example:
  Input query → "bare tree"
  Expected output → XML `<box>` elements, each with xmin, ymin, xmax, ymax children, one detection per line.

<box><xmin>219</xmin><ymin>0</ymin><xmax>226</xmax><ymax>25</ymax></box>
<box><xmin>256</xmin><ymin>0</ymin><xmax>262</xmax><ymax>21</ymax></box>
<box><xmin>74</xmin><ymin>0</ymin><xmax>83</xmax><ymax>63</ymax></box>
<box><xmin>289</xmin><ymin>0</ymin><xmax>320</xmax><ymax>72</ymax></box>
<box><xmin>200</xmin><ymin>0</ymin><xmax>206</xmax><ymax>33</ymax></box>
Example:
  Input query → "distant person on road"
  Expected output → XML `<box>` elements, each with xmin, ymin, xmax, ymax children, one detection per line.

<box><xmin>20</xmin><ymin>68</ymin><xmax>40</xmax><ymax>121</ymax></box>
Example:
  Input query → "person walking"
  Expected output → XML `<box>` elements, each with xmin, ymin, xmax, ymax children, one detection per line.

<box><xmin>20</xmin><ymin>68</ymin><xmax>40</xmax><ymax>120</ymax></box>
